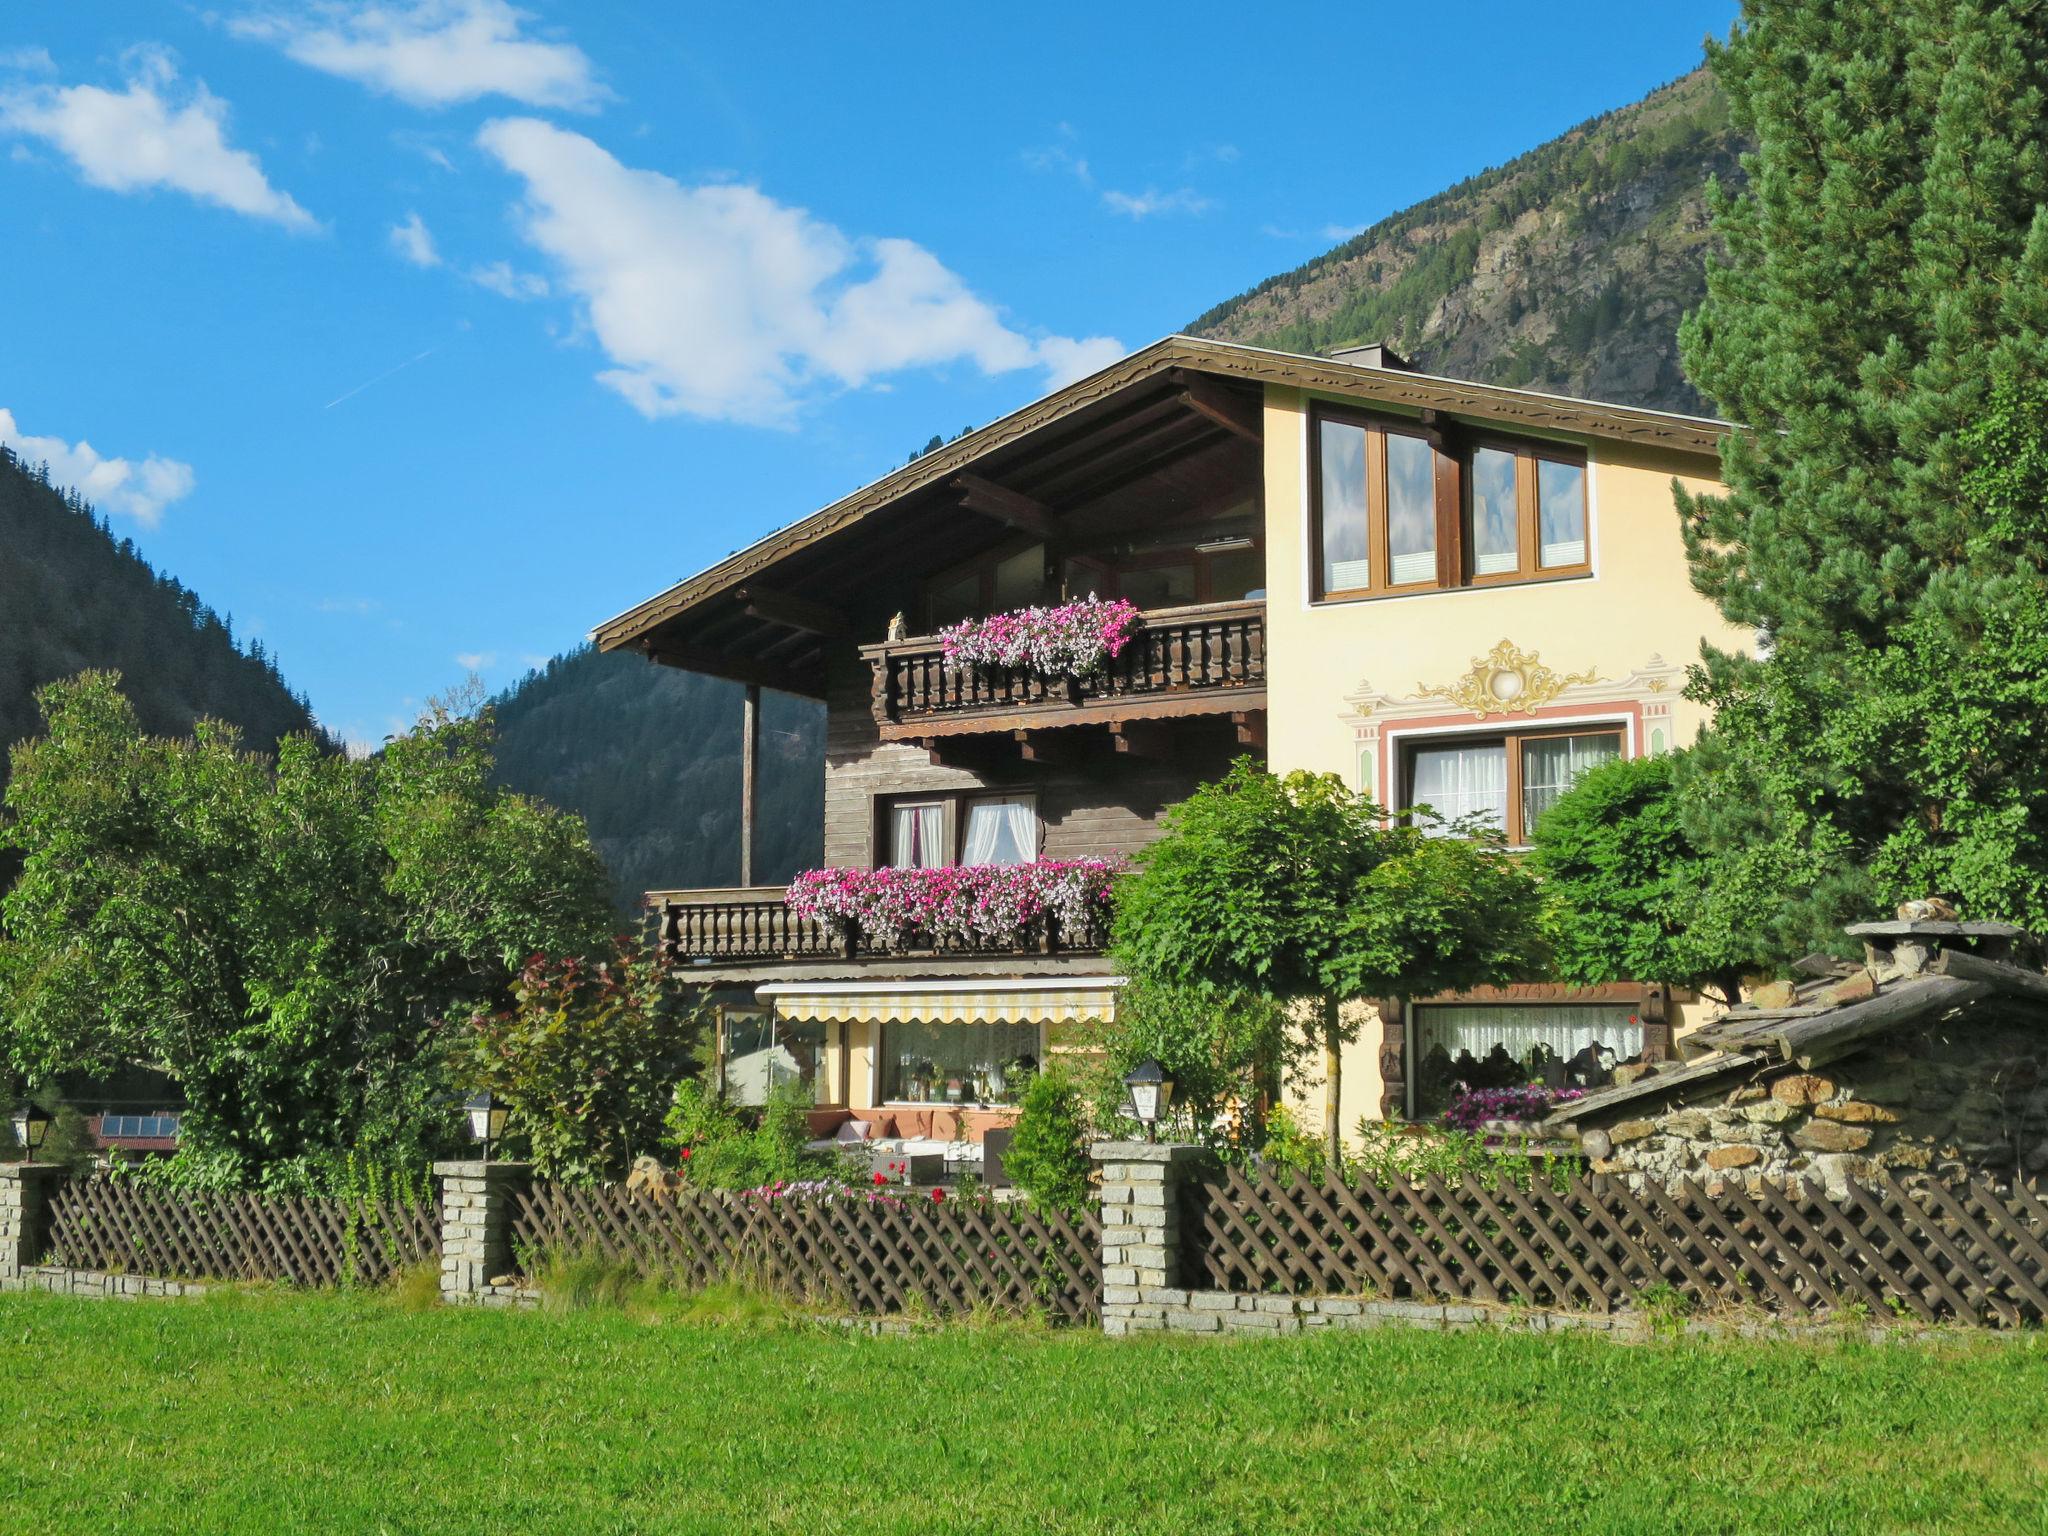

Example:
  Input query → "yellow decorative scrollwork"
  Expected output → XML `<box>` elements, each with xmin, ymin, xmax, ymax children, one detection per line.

<box><xmin>1416</xmin><ymin>639</ymin><xmax>1600</xmax><ymax>718</ymax></box>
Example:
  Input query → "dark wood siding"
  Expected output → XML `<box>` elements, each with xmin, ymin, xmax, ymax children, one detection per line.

<box><xmin>821</xmin><ymin>653</ymin><xmax>1238</xmax><ymax>870</ymax></box>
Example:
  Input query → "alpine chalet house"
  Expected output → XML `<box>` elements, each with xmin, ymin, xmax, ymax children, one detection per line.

<box><xmin>593</xmin><ymin>336</ymin><xmax>1749</xmax><ymax>1163</ymax></box>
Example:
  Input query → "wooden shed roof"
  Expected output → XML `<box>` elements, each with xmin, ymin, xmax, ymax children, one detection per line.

<box><xmin>589</xmin><ymin>335</ymin><xmax>1731</xmax><ymax>687</ymax></box>
<box><xmin>1546</xmin><ymin>945</ymin><xmax>2048</xmax><ymax>1130</ymax></box>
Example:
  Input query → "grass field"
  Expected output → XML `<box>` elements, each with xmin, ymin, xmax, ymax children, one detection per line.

<box><xmin>1</xmin><ymin>1288</ymin><xmax>2045</xmax><ymax>1535</ymax></box>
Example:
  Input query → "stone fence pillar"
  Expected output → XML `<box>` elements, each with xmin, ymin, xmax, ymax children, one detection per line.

<box><xmin>1091</xmin><ymin>1141</ymin><xmax>1212</xmax><ymax>1336</ymax></box>
<box><xmin>0</xmin><ymin>1163</ymin><xmax>68</xmax><ymax>1284</ymax></box>
<box><xmin>433</xmin><ymin>1161</ymin><xmax>530</xmax><ymax>1305</ymax></box>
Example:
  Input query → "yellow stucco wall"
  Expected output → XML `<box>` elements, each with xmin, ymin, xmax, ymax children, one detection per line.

<box><xmin>1258</xmin><ymin>384</ymin><xmax>1748</xmax><ymax>1131</ymax></box>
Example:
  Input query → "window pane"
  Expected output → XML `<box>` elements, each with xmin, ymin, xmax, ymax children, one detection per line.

<box><xmin>1386</xmin><ymin>432</ymin><xmax>1437</xmax><ymax>585</ymax></box>
<box><xmin>1469</xmin><ymin>447</ymin><xmax>1519</xmax><ymax>576</ymax></box>
<box><xmin>889</xmin><ymin>802</ymin><xmax>947</xmax><ymax>868</ymax></box>
<box><xmin>1538</xmin><ymin>459</ymin><xmax>1587</xmax><ymax>568</ymax></box>
<box><xmin>991</xmin><ymin>544</ymin><xmax>1045</xmax><ymax>610</ymax></box>
<box><xmin>1318</xmin><ymin>420</ymin><xmax>1371</xmax><ymax>592</ymax></box>
<box><xmin>1206</xmin><ymin>547</ymin><xmax>1262</xmax><ymax>601</ymax></box>
<box><xmin>1412</xmin><ymin>1005</ymin><xmax>1643</xmax><ymax>1115</ymax></box>
<box><xmin>962</xmin><ymin>796</ymin><xmax>1035</xmax><ymax>866</ymax></box>
<box><xmin>1520</xmin><ymin>733</ymin><xmax>1621</xmax><ymax>835</ymax></box>
<box><xmin>1409</xmin><ymin>741</ymin><xmax>1508</xmax><ymax>833</ymax></box>
<box><xmin>1119</xmin><ymin>563</ymin><xmax>1195</xmax><ymax>610</ymax></box>
<box><xmin>929</xmin><ymin>574</ymin><xmax>978</xmax><ymax>628</ymax></box>
<box><xmin>724</xmin><ymin>1012</ymin><xmax>827</xmax><ymax>1108</ymax></box>
<box><xmin>881</xmin><ymin>1020</ymin><xmax>1041</xmax><ymax>1106</ymax></box>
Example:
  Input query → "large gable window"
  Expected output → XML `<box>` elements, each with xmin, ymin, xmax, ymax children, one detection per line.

<box><xmin>1402</xmin><ymin>727</ymin><xmax>1620</xmax><ymax>844</ymax></box>
<box><xmin>1311</xmin><ymin>404</ymin><xmax>1589</xmax><ymax>601</ymax></box>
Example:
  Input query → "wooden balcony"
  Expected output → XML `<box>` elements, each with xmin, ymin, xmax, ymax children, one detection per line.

<box><xmin>862</xmin><ymin>599</ymin><xmax>1265</xmax><ymax>742</ymax></box>
<box><xmin>653</xmin><ymin>887</ymin><xmax>1110</xmax><ymax>968</ymax></box>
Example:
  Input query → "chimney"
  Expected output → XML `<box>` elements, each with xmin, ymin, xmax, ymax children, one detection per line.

<box><xmin>1326</xmin><ymin>342</ymin><xmax>1415</xmax><ymax>372</ymax></box>
<box><xmin>1845</xmin><ymin>899</ymin><xmax>2030</xmax><ymax>977</ymax></box>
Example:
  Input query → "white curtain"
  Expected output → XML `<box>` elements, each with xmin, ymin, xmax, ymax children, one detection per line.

<box><xmin>1521</xmin><ymin>734</ymin><xmax>1620</xmax><ymax>832</ymax></box>
<box><xmin>1410</xmin><ymin>742</ymin><xmax>1507</xmax><ymax>833</ymax></box>
<box><xmin>963</xmin><ymin>796</ymin><xmax>1035</xmax><ymax>866</ymax></box>
<box><xmin>1415</xmin><ymin>1005</ymin><xmax>1642</xmax><ymax>1072</ymax></box>
<box><xmin>890</xmin><ymin>802</ymin><xmax>946</xmax><ymax>868</ymax></box>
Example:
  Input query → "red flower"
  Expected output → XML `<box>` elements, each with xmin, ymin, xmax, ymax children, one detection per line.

<box><xmin>873</xmin><ymin>1171</ymin><xmax>886</xmax><ymax>1186</ymax></box>
<box><xmin>931</xmin><ymin>1188</ymin><xmax>945</xmax><ymax>1203</ymax></box>
<box><xmin>679</xmin><ymin>1147</ymin><xmax>692</xmax><ymax>1161</ymax></box>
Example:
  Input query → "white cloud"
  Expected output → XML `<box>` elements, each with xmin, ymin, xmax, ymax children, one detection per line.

<box><xmin>0</xmin><ymin>407</ymin><xmax>196</xmax><ymax>525</ymax></box>
<box><xmin>1101</xmin><ymin>186</ymin><xmax>1213</xmax><ymax>220</ymax></box>
<box><xmin>454</xmin><ymin>650</ymin><xmax>495</xmax><ymax>670</ymax></box>
<box><xmin>1322</xmin><ymin>223</ymin><xmax>1368</xmax><ymax>242</ymax></box>
<box><xmin>0</xmin><ymin>46</ymin><xmax>55</xmax><ymax>75</ymax></box>
<box><xmin>389</xmin><ymin>209</ymin><xmax>440</xmax><ymax>266</ymax></box>
<box><xmin>232</xmin><ymin>1</ymin><xmax>605</xmax><ymax>111</ymax></box>
<box><xmin>467</xmin><ymin>258</ymin><xmax>548</xmax><ymax>299</ymax></box>
<box><xmin>0</xmin><ymin>48</ymin><xmax>315</xmax><ymax>230</ymax></box>
<box><xmin>475</xmin><ymin>117</ymin><xmax>1124</xmax><ymax>426</ymax></box>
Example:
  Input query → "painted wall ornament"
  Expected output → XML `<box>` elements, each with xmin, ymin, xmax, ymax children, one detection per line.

<box><xmin>1415</xmin><ymin>639</ymin><xmax>1600</xmax><ymax>718</ymax></box>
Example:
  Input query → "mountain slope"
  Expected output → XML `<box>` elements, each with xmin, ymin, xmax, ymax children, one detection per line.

<box><xmin>0</xmin><ymin>446</ymin><xmax>325</xmax><ymax>773</ymax></box>
<box><xmin>489</xmin><ymin>645</ymin><xmax>823</xmax><ymax>914</ymax></box>
<box><xmin>1191</xmin><ymin>68</ymin><xmax>1744</xmax><ymax>414</ymax></box>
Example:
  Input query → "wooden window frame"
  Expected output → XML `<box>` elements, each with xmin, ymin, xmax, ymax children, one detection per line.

<box><xmin>874</xmin><ymin>789</ymin><xmax>1042</xmax><ymax>869</ymax></box>
<box><xmin>1397</xmin><ymin>725</ymin><xmax>1624</xmax><ymax>846</ymax></box>
<box><xmin>1309</xmin><ymin>402</ymin><xmax>1591</xmax><ymax>603</ymax></box>
<box><xmin>1461</xmin><ymin>434</ymin><xmax>1592</xmax><ymax>586</ymax></box>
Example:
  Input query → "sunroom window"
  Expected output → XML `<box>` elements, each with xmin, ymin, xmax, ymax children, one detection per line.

<box><xmin>881</xmin><ymin>1019</ymin><xmax>1041</xmax><ymax>1106</ymax></box>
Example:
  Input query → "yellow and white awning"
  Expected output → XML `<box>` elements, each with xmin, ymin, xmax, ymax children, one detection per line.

<box><xmin>758</xmin><ymin>977</ymin><xmax>1123</xmax><ymax>1026</ymax></box>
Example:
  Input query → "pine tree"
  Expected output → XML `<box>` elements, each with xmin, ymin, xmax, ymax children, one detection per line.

<box><xmin>1673</xmin><ymin>0</ymin><xmax>2048</xmax><ymax>952</ymax></box>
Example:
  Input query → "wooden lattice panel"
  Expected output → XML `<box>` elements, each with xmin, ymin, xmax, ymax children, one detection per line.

<box><xmin>1183</xmin><ymin>1167</ymin><xmax>2048</xmax><ymax>1327</ymax></box>
<box><xmin>509</xmin><ymin>1183</ymin><xmax>1102</xmax><ymax>1323</ymax></box>
<box><xmin>46</xmin><ymin>1177</ymin><xmax>438</xmax><ymax>1287</ymax></box>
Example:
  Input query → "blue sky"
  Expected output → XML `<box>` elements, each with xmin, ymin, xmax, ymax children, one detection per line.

<box><xmin>0</xmin><ymin>1</ymin><xmax>1738</xmax><ymax>750</ymax></box>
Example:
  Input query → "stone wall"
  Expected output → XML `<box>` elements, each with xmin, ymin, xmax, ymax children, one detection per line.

<box><xmin>1588</xmin><ymin>1018</ymin><xmax>2048</xmax><ymax>1196</ymax></box>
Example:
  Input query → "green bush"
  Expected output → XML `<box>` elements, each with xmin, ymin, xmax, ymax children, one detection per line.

<box><xmin>1002</xmin><ymin>1067</ymin><xmax>1092</xmax><ymax>1213</ymax></box>
<box><xmin>663</xmin><ymin>1079</ymin><xmax>843</xmax><ymax>1192</ymax></box>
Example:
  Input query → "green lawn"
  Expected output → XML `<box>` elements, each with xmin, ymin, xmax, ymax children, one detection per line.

<box><xmin>1</xmin><ymin>1290</ymin><xmax>2045</xmax><ymax>1535</ymax></box>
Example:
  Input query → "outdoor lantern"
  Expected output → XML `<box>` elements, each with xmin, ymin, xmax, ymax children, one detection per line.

<box><xmin>1123</xmin><ymin>1059</ymin><xmax>1175</xmax><ymax>1142</ymax></box>
<box><xmin>464</xmin><ymin>1091</ymin><xmax>508</xmax><ymax>1161</ymax></box>
<box><xmin>10</xmin><ymin>1102</ymin><xmax>50</xmax><ymax>1163</ymax></box>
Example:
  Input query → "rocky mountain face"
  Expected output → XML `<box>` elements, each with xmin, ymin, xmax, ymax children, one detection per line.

<box><xmin>1190</xmin><ymin>68</ymin><xmax>1744</xmax><ymax>415</ymax></box>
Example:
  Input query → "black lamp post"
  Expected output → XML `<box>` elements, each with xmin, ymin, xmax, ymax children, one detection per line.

<box><xmin>1123</xmin><ymin>1059</ymin><xmax>1175</xmax><ymax>1143</ymax></box>
<box><xmin>10</xmin><ymin>1103</ymin><xmax>51</xmax><ymax>1164</ymax></box>
<box><xmin>464</xmin><ymin>1091</ymin><xmax>508</xmax><ymax>1163</ymax></box>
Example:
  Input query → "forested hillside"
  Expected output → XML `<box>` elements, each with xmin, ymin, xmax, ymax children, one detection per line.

<box><xmin>0</xmin><ymin>445</ymin><xmax>326</xmax><ymax>783</ymax></box>
<box><xmin>1191</xmin><ymin>68</ymin><xmax>1744</xmax><ymax>413</ymax></box>
<box><xmin>489</xmin><ymin>645</ymin><xmax>823</xmax><ymax>914</ymax></box>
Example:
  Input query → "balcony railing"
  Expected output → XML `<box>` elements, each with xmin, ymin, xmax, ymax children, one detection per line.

<box><xmin>653</xmin><ymin>887</ymin><xmax>1109</xmax><ymax>967</ymax></box>
<box><xmin>863</xmin><ymin>598</ymin><xmax>1265</xmax><ymax>735</ymax></box>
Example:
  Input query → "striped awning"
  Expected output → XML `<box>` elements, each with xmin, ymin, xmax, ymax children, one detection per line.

<box><xmin>758</xmin><ymin>978</ymin><xmax>1121</xmax><ymax>1026</ymax></box>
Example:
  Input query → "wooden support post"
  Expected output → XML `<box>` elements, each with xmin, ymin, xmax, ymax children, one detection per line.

<box><xmin>740</xmin><ymin>682</ymin><xmax>760</xmax><ymax>888</ymax></box>
<box><xmin>1231</xmin><ymin>710</ymin><xmax>1267</xmax><ymax>750</ymax></box>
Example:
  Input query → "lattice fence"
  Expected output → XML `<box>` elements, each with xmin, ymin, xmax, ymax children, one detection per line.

<box><xmin>46</xmin><ymin>1176</ymin><xmax>438</xmax><ymax>1287</ymax></box>
<box><xmin>510</xmin><ymin>1182</ymin><xmax>1102</xmax><ymax>1323</ymax></box>
<box><xmin>1184</xmin><ymin>1166</ymin><xmax>2048</xmax><ymax>1328</ymax></box>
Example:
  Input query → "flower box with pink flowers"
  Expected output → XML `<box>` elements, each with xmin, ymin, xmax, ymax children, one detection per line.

<box><xmin>937</xmin><ymin>596</ymin><xmax>1142</xmax><ymax>679</ymax></box>
<box><xmin>784</xmin><ymin>858</ymin><xmax>1122</xmax><ymax>953</ymax></box>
